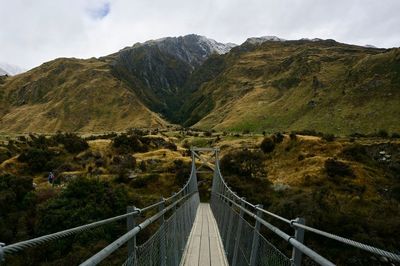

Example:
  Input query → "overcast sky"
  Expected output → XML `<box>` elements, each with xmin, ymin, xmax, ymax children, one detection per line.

<box><xmin>1</xmin><ymin>0</ymin><xmax>399</xmax><ymax>70</ymax></box>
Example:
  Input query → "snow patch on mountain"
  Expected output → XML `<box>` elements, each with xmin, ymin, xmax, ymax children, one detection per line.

<box><xmin>122</xmin><ymin>34</ymin><xmax>237</xmax><ymax>68</ymax></box>
<box><xmin>245</xmin><ymin>36</ymin><xmax>286</xmax><ymax>44</ymax></box>
<box><xmin>196</xmin><ymin>35</ymin><xmax>237</xmax><ymax>54</ymax></box>
<box><xmin>0</xmin><ymin>63</ymin><xmax>26</xmax><ymax>75</ymax></box>
<box><xmin>143</xmin><ymin>34</ymin><xmax>237</xmax><ymax>55</ymax></box>
<box><xmin>300</xmin><ymin>38</ymin><xmax>323</xmax><ymax>42</ymax></box>
<box><xmin>0</xmin><ymin>67</ymin><xmax>8</xmax><ymax>76</ymax></box>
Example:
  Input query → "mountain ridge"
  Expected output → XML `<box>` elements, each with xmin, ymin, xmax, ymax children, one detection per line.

<box><xmin>0</xmin><ymin>34</ymin><xmax>399</xmax><ymax>134</ymax></box>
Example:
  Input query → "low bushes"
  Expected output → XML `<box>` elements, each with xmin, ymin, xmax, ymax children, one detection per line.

<box><xmin>52</xmin><ymin>132</ymin><xmax>89</xmax><ymax>153</ymax></box>
<box><xmin>220</xmin><ymin>150</ymin><xmax>266</xmax><ymax>178</ymax></box>
<box><xmin>321</xmin><ymin>133</ymin><xmax>335</xmax><ymax>142</ymax></box>
<box><xmin>272</xmin><ymin>132</ymin><xmax>284</xmax><ymax>143</ymax></box>
<box><xmin>18</xmin><ymin>148</ymin><xmax>61</xmax><ymax>173</ymax></box>
<box><xmin>260</xmin><ymin>137</ymin><xmax>275</xmax><ymax>153</ymax></box>
<box><xmin>112</xmin><ymin>134</ymin><xmax>148</xmax><ymax>153</ymax></box>
<box><xmin>325</xmin><ymin>158</ymin><xmax>355</xmax><ymax>180</ymax></box>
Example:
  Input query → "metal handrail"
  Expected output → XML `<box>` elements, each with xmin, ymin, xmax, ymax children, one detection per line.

<box><xmin>2</xmin><ymin>208</ymin><xmax>140</xmax><ymax>256</ymax></box>
<box><xmin>214</xmin><ymin>158</ymin><xmax>400</xmax><ymax>263</ymax></box>
<box><xmin>291</xmin><ymin>222</ymin><xmax>400</xmax><ymax>262</ymax></box>
<box><xmin>80</xmin><ymin>191</ymin><xmax>197</xmax><ymax>266</ymax></box>
<box><xmin>1</xmin><ymin>151</ymin><xmax>199</xmax><ymax>262</ymax></box>
<box><xmin>217</xmin><ymin>192</ymin><xmax>335</xmax><ymax>266</ymax></box>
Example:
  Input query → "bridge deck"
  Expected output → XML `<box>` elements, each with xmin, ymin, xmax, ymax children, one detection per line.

<box><xmin>181</xmin><ymin>203</ymin><xmax>228</xmax><ymax>266</ymax></box>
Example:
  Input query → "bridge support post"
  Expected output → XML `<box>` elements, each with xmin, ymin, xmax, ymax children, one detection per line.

<box><xmin>249</xmin><ymin>204</ymin><xmax>263</xmax><ymax>266</ymax></box>
<box><xmin>172</xmin><ymin>193</ymin><xmax>179</xmax><ymax>266</ymax></box>
<box><xmin>159</xmin><ymin>198</ymin><xmax>166</xmax><ymax>266</ymax></box>
<box><xmin>126</xmin><ymin>206</ymin><xmax>137</xmax><ymax>266</ymax></box>
<box><xmin>232</xmin><ymin>198</ymin><xmax>246</xmax><ymax>266</ymax></box>
<box><xmin>291</xmin><ymin>217</ymin><xmax>305</xmax><ymax>266</ymax></box>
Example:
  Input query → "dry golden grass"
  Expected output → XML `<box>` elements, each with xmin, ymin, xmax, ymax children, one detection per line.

<box><xmin>0</xmin><ymin>58</ymin><xmax>168</xmax><ymax>133</ymax></box>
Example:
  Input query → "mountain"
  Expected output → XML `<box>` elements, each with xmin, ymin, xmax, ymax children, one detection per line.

<box><xmin>179</xmin><ymin>39</ymin><xmax>400</xmax><ymax>134</ymax></box>
<box><xmin>105</xmin><ymin>34</ymin><xmax>237</xmax><ymax>121</ymax></box>
<box><xmin>0</xmin><ymin>62</ymin><xmax>26</xmax><ymax>75</ymax></box>
<box><xmin>0</xmin><ymin>34</ymin><xmax>235</xmax><ymax>133</ymax></box>
<box><xmin>0</xmin><ymin>35</ymin><xmax>399</xmax><ymax>134</ymax></box>
<box><xmin>0</xmin><ymin>58</ymin><xmax>166</xmax><ymax>133</ymax></box>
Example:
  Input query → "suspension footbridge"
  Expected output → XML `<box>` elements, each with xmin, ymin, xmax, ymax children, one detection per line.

<box><xmin>1</xmin><ymin>148</ymin><xmax>399</xmax><ymax>265</ymax></box>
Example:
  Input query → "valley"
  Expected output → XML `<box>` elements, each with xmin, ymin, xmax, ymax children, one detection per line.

<box><xmin>1</xmin><ymin>34</ymin><xmax>399</xmax><ymax>265</ymax></box>
<box><xmin>0</xmin><ymin>128</ymin><xmax>399</xmax><ymax>265</ymax></box>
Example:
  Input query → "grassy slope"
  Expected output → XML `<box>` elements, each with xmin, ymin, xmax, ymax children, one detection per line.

<box><xmin>1</xmin><ymin>130</ymin><xmax>399</xmax><ymax>264</ymax></box>
<box><xmin>0</xmin><ymin>58</ymin><xmax>167</xmax><ymax>133</ymax></box>
<box><xmin>184</xmin><ymin>41</ymin><xmax>400</xmax><ymax>135</ymax></box>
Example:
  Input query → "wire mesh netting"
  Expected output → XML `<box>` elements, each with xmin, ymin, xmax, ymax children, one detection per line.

<box><xmin>122</xmin><ymin>194</ymin><xmax>199</xmax><ymax>266</ymax></box>
<box><xmin>211</xmin><ymin>194</ymin><xmax>292</xmax><ymax>266</ymax></box>
<box><xmin>256</xmin><ymin>235</ymin><xmax>292</xmax><ymax>266</ymax></box>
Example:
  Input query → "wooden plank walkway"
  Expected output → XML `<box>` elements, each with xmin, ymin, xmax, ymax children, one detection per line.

<box><xmin>181</xmin><ymin>203</ymin><xmax>228</xmax><ymax>266</ymax></box>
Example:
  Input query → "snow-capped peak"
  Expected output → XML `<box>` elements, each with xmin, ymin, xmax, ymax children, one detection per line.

<box><xmin>196</xmin><ymin>35</ymin><xmax>237</xmax><ymax>54</ymax></box>
<box><xmin>141</xmin><ymin>34</ymin><xmax>237</xmax><ymax>55</ymax></box>
<box><xmin>245</xmin><ymin>36</ymin><xmax>286</xmax><ymax>45</ymax></box>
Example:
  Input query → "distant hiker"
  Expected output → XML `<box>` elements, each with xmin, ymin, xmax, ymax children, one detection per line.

<box><xmin>48</xmin><ymin>172</ymin><xmax>55</xmax><ymax>185</ymax></box>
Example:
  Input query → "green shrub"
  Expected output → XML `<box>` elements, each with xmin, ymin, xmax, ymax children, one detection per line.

<box><xmin>260</xmin><ymin>137</ymin><xmax>275</xmax><ymax>153</ymax></box>
<box><xmin>203</xmin><ymin>131</ymin><xmax>212</xmax><ymax>137</ymax></box>
<box><xmin>131</xmin><ymin>174</ymin><xmax>160</xmax><ymax>188</ymax></box>
<box><xmin>0</xmin><ymin>148</ymin><xmax>11</xmax><ymax>164</ymax></box>
<box><xmin>29</xmin><ymin>134</ymin><xmax>52</xmax><ymax>149</ymax></box>
<box><xmin>52</xmin><ymin>132</ymin><xmax>89</xmax><ymax>153</ymax></box>
<box><xmin>18</xmin><ymin>148</ymin><xmax>60</xmax><ymax>173</ymax></box>
<box><xmin>273</xmin><ymin>132</ymin><xmax>284</xmax><ymax>143</ymax></box>
<box><xmin>322</xmin><ymin>133</ymin><xmax>335</xmax><ymax>142</ymax></box>
<box><xmin>349</xmin><ymin>132</ymin><xmax>366</xmax><ymax>138</ymax></box>
<box><xmin>0</xmin><ymin>174</ymin><xmax>35</xmax><ymax>243</ymax></box>
<box><xmin>289</xmin><ymin>132</ymin><xmax>297</xmax><ymax>141</ymax></box>
<box><xmin>391</xmin><ymin>184</ymin><xmax>400</xmax><ymax>201</ymax></box>
<box><xmin>391</xmin><ymin>132</ymin><xmax>400</xmax><ymax>139</ymax></box>
<box><xmin>295</xmin><ymin>129</ymin><xmax>323</xmax><ymax>137</ymax></box>
<box><xmin>377</xmin><ymin>129</ymin><xmax>389</xmax><ymax>138</ymax></box>
<box><xmin>165</xmin><ymin>142</ymin><xmax>177</xmax><ymax>151</ymax></box>
<box><xmin>112</xmin><ymin>134</ymin><xmax>148</xmax><ymax>153</ymax></box>
<box><xmin>85</xmin><ymin>132</ymin><xmax>117</xmax><ymax>141</ymax></box>
<box><xmin>171</xmin><ymin>160</ymin><xmax>191</xmax><ymax>186</ymax></box>
<box><xmin>220</xmin><ymin>150</ymin><xmax>266</xmax><ymax>178</ymax></box>
<box><xmin>341</xmin><ymin>144</ymin><xmax>371</xmax><ymax>165</ymax></box>
<box><xmin>325</xmin><ymin>158</ymin><xmax>355</xmax><ymax>179</ymax></box>
<box><xmin>36</xmin><ymin>177</ymin><xmax>128</xmax><ymax>235</ymax></box>
<box><xmin>139</xmin><ymin>161</ymin><xmax>147</xmax><ymax>172</ymax></box>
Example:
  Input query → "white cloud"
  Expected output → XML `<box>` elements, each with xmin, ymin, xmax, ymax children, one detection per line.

<box><xmin>0</xmin><ymin>0</ymin><xmax>399</xmax><ymax>69</ymax></box>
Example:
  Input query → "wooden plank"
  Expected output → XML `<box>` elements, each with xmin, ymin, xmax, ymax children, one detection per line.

<box><xmin>199</xmin><ymin>205</ymin><xmax>210</xmax><ymax>266</ymax></box>
<box><xmin>181</xmin><ymin>203</ymin><xmax>228</xmax><ymax>266</ymax></box>
<box><xmin>207</xmin><ymin>205</ymin><xmax>228</xmax><ymax>266</ymax></box>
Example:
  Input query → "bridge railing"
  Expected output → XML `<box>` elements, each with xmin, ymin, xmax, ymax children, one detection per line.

<box><xmin>210</xmin><ymin>152</ymin><xmax>400</xmax><ymax>266</ymax></box>
<box><xmin>0</xmin><ymin>154</ymin><xmax>200</xmax><ymax>265</ymax></box>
